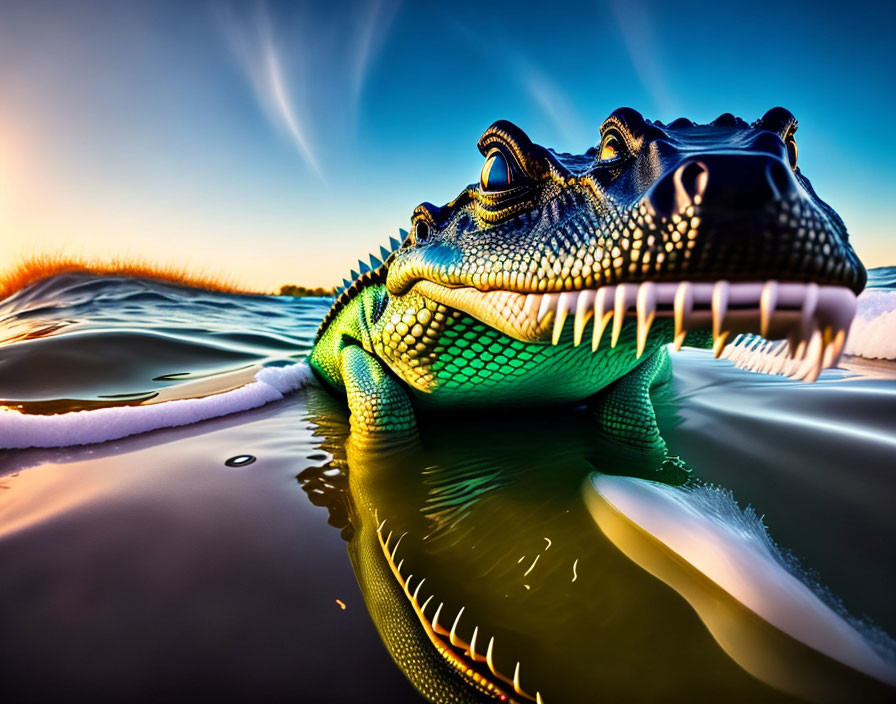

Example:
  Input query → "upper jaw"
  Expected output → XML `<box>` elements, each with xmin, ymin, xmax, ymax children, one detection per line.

<box><xmin>412</xmin><ymin>278</ymin><xmax>857</xmax><ymax>382</ymax></box>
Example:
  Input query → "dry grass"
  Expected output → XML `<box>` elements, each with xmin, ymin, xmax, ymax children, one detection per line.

<box><xmin>0</xmin><ymin>254</ymin><xmax>260</xmax><ymax>300</ymax></box>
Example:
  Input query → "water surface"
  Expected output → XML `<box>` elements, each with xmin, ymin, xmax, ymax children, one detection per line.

<box><xmin>1</xmin><ymin>271</ymin><xmax>894</xmax><ymax>702</ymax></box>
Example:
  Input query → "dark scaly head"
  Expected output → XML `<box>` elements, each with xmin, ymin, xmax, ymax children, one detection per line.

<box><xmin>385</xmin><ymin>108</ymin><xmax>866</xmax><ymax>379</ymax></box>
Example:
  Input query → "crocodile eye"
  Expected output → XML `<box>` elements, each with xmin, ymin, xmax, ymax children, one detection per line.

<box><xmin>413</xmin><ymin>220</ymin><xmax>430</xmax><ymax>243</ymax></box>
<box><xmin>598</xmin><ymin>132</ymin><xmax>623</xmax><ymax>162</ymax></box>
<box><xmin>480</xmin><ymin>150</ymin><xmax>512</xmax><ymax>191</ymax></box>
<box><xmin>785</xmin><ymin>135</ymin><xmax>798</xmax><ymax>169</ymax></box>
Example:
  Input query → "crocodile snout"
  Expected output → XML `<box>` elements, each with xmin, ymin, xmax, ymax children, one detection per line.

<box><xmin>646</xmin><ymin>153</ymin><xmax>798</xmax><ymax>219</ymax></box>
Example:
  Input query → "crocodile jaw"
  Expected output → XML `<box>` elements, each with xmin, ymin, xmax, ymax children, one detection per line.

<box><xmin>412</xmin><ymin>280</ymin><xmax>553</xmax><ymax>342</ymax></box>
<box><xmin>412</xmin><ymin>279</ymin><xmax>857</xmax><ymax>382</ymax></box>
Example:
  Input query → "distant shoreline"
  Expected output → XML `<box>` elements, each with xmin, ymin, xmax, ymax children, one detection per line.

<box><xmin>277</xmin><ymin>285</ymin><xmax>335</xmax><ymax>297</ymax></box>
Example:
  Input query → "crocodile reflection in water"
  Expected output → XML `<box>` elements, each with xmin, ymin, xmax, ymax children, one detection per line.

<box><xmin>299</xmin><ymin>388</ymin><xmax>895</xmax><ymax>703</ymax></box>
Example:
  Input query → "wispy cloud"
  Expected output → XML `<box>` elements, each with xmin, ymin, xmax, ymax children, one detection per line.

<box><xmin>350</xmin><ymin>0</ymin><xmax>401</xmax><ymax>107</ymax></box>
<box><xmin>260</xmin><ymin>30</ymin><xmax>322</xmax><ymax>177</ymax></box>
<box><xmin>517</xmin><ymin>62</ymin><xmax>590</xmax><ymax>149</ymax></box>
<box><xmin>218</xmin><ymin>3</ymin><xmax>323</xmax><ymax>178</ymax></box>
<box><xmin>609</xmin><ymin>0</ymin><xmax>679</xmax><ymax>119</ymax></box>
<box><xmin>217</xmin><ymin>1</ymin><xmax>400</xmax><ymax>181</ymax></box>
<box><xmin>449</xmin><ymin>23</ymin><xmax>590</xmax><ymax>149</ymax></box>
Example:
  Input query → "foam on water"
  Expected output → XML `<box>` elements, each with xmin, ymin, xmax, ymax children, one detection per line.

<box><xmin>845</xmin><ymin>289</ymin><xmax>896</xmax><ymax>360</ymax></box>
<box><xmin>0</xmin><ymin>362</ymin><xmax>315</xmax><ymax>450</ymax></box>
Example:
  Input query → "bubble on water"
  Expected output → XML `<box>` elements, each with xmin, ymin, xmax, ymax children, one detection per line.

<box><xmin>225</xmin><ymin>454</ymin><xmax>257</xmax><ymax>468</ymax></box>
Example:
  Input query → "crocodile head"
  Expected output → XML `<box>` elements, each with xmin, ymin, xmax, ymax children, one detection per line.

<box><xmin>385</xmin><ymin>107</ymin><xmax>866</xmax><ymax>379</ymax></box>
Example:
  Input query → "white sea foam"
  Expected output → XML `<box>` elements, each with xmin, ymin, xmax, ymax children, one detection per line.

<box><xmin>845</xmin><ymin>289</ymin><xmax>896</xmax><ymax>360</ymax></box>
<box><xmin>0</xmin><ymin>362</ymin><xmax>315</xmax><ymax>450</ymax></box>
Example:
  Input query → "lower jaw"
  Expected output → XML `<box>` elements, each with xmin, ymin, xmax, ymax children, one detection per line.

<box><xmin>412</xmin><ymin>279</ymin><xmax>857</xmax><ymax>383</ymax></box>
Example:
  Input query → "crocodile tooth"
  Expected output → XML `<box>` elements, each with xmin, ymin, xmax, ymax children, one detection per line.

<box><xmin>816</xmin><ymin>287</ymin><xmax>857</xmax><ymax>367</ymax></box>
<box><xmin>469</xmin><ymin>626</ymin><xmax>481</xmax><ymax>661</ymax></box>
<box><xmin>673</xmin><ymin>281</ymin><xmax>693</xmax><ymax>350</ymax></box>
<box><xmin>611</xmin><ymin>284</ymin><xmax>633</xmax><ymax>348</ymax></box>
<box><xmin>801</xmin><ymin>330</ymin><xmax>825</xmax><ymax>382</ymax></box>
<box><xmin>449</xmin><ymin>607</ymin><xmax>464</xmax><ymax>646</ymax></box>
<box><xmin>404</xmin><ymin>575</ymin><xmax>414</xmax><ymax>598</ymax></box>
<box><xmin>391</xmin><ymin>532</ymin><xmax>406</xmax><ymax>560</ymax></box>
<box><xmin>783</xmin><ymin>355</ymin><xmax>798</xmax><ymax>377</ymax></box>
<box><xmin>537</xmin><ymin>693</ymin><xmax>544</xmax><ymax>704</ymax></box>
<box><xmin>420</xmin><ymin>595</ymin><xmax>433</xmax><ymax>613</ymax></box>
<box><xmin>794</xmin><ymin>283</ymin><xmax>819</xmax><ymax>354</ymax></box>
<box><xmin>760</xmin><ymin>281</ymin><xmax>778</xmax><ymax>337</ymax></box>
<box><xmin>537</xmin><ymin>293</ymin><xmax>558</xmax><ymax>323</ymax></box>
<box><xmin>573</xmin><ymin>290</ymin><xmax>595</xmax><ymax>346</ymax></box>
<box><xmin>523</xmin><ymin>293</ymin><xmax>542</xmax><ymax>320</ymax></box>
<box><xmin>758</xmin><ymin>344</ymin><xmax>775</xmax><ymax>373</ymax></box>
<box><xmin>790</xmin><ymin>336</ymin><xmax>812</xmax><ymax>379</ymax></box>
<box><xmin>636</xmin><ymin>282</ymin><xmax>656</xmax><ymax>358</ymax></box>
<box><xmin>712</xmin><ymin>330</ymin><xmax>730</xmax><ymax>359</ymax></box>
<box><xmin>712</xmin><ymin>280</ymin><xmax>729</xmax><ymax>343</ymax></box>
<box><xmin>782</xmin><ymin>348</ymin><xmax>797</xmax><ymax>375</ymax></box>
<box><xmin>773</xmin><ymin>340</ymin><xmax>788</xmax><ymax>358</ymax></box>
<box><xmin>825</xmin><ymin>328</ymin><xmax>847</xmax><ymax>368</ymax></box>
<box><xmin>801</xmin><ymin>282</ymin><xmax>819</xmax><ymax>330</ymax></box>
<box><xmin>412</xmin><ymin>578</ymin><xmax>425</xmax><ymax>602</ymax></box>
<box><xmin>822</xmin><ymin>339</ymin><xmax>835</xmax><ymax>369</ymax></box>
<box><xmin>513</xmin><ymin>661</ymin><xmax>524</xmax><ymax>695</ymax></box>
<box><xmin>396</xmin><ymin>558</ymin><xmax>404</xmax><ymax>574</ymax></box>
<box><xmin>592</xmin><ymin>286</ymin><xmax>614</xmax><ymax>352</ymax></box>
<box><xmin>553</xmin><ymin>292</ymin><xmax>577</xmax><ymax>345</ymax></box>
<box><xmin>827</xmin><ymin>287</ymin><xmax>858</xmax><ymax>332</ymax></box>
<box><xmin>759</xmin><ymin>342</ymin><xmax>778</xmax><ymax>374</ymax></box>
<box><xmin>745</xmin><ymin>341</ymin><xmax>764</xmax><ymax>373</ymax></box>
<box><xmin>769</xmin><ymin>348</ymin><xmax>786</xmax><ymax>375</ymax></box>
<box><xmin>432</xmin><ymin>602</ymin><xmax>445</xmax><ymax>634</ymax></box>
<box><xmin>486</xmin><ymin>637</ymin><xmax>498</xmax><ymax>676</ymax></box>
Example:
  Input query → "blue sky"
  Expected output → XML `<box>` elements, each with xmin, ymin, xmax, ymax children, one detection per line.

<box><xmin>0</xmin><ymin>0</ymin><xmax>893</xmax><ymax>290</ymax></box>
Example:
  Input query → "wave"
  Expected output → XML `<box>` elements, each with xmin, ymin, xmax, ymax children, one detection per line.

<box><xmin>867</xmin><ymin>265</ymin><xmax>896</xmax><ymax>289</ymax></box>
<box><xmin>0</xmin><ymin>362</ymin><xmax>315</xmax><ymax>450</ymax></box>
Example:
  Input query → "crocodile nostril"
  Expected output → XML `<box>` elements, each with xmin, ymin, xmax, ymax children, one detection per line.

<box><xmin>646</xmin><ymin>160</ymin><xmax>708</xmax><ymax>218</ymax></box>
<box><xmin>676</xmin><ymin>161</ymin><xmax>709</xmax><ymax>201</ymax></box>
<box><xmin>765</xmin><ymin>160</ymin><xmax>795</xmax><ymax>200</ymax></box>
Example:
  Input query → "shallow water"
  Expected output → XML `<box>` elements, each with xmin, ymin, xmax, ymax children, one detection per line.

<box><xmin>1</xmin><ymin>271</ymin><xmax>895</xmax><ymax>702</ymax></box>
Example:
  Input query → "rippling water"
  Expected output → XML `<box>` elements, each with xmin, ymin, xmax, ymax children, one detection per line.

<box><xmin>1</xmin><ymin>271</ymin><xmax>894</xmax><ymax>702</ymax></box>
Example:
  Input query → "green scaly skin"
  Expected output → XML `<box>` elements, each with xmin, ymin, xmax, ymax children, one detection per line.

<box><xmin>309</xmin><ymin>107</ymin><xmax>865</xmax><ymax>446</ymax></box>
<box><xmin>310</xmin><ymin>283</ymin><xmax>692</xmax><ymax>450</ymax></box>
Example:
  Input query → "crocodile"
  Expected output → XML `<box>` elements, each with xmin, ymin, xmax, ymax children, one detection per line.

<box><xmin>308</xmin><ymin>107</ymin><xmax>865</xmax><ymax>443</ymax></box>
